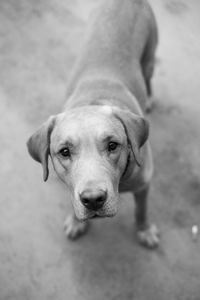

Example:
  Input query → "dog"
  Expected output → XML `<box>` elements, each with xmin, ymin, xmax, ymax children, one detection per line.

<box><xmin>27</xmin><ymin>0</ymin><xmax>159</xmax><ymax>248</ymax></box>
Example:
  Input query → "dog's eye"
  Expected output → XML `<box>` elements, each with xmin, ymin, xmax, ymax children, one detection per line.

<box><xmin>108</xmin><ymin>142</ymin><xmax>119</xmax><ymax>152</ymax></box>
<box><xmin>59</xmin><ymin>147</ymin><xmax>71</xmax><ymax>158</ymax></box>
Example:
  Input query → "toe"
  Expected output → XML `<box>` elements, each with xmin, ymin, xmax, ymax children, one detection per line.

<box><xmin>64</xmin><ymin>216</ymin><xmax>89</xmax><ymax>240</ymax></box>
<box><xmin>137</xmin><ymin>224</ymin><xmax>160</xmax><ymax>249</ymax></box>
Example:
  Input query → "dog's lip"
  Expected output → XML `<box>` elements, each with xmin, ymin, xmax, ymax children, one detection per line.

<box><xmin>89</xmin><ymin>210</ymin><xmax>116</xmax><ymax>219</ymax></box>
<box><xmin>91</xmin><ymin>214</ymin><xmax>104</xmax><ymax>219</ymax></box>
<box><xmin>76</xmin><ymin>209</ymin><xmax>117</xmax><ymax>221</ymax></box>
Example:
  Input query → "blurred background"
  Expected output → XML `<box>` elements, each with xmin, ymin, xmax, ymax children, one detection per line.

<box><xmin>0</xmin><ymin>0</ymin><xmax>200</xmax><ymax>299</ymax></box>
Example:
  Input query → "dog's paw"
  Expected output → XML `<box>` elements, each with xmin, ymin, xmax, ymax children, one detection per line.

<box><xmin>64</xmin><ymin>215</ymin><xmax>89</xmax><ymax>240</ymax></box>
<box><xmin>137</xmin><ymin>224</ymin><xmax>160</xmax><ymax>249</ymax></box>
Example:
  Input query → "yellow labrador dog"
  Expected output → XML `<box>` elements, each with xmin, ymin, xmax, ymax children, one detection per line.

<box><xmin>27</xmin><ymin>0</ymin><xmax>159</xmax><ymax>248</ymax></box>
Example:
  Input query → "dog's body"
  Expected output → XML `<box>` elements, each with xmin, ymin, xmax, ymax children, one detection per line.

<box><xmin>65</xmin><ymin>0</ymin><xmax>157</xmax><ymax>110</ymax></box>
<box><xmin>27</xmin><ymin>0</ymin><xmax>159</xmax><ymax>247</ymax></box>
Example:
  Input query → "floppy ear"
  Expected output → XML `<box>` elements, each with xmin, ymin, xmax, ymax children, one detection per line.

<box><xmin>27</xmin><ymin>116</ymin><xmax>56</xmax><ymax>181</ymax></box>
<box><xmin>113</xmin><ymin>108</ymin><xmax>149</xmax><ymax>166</ymax></box>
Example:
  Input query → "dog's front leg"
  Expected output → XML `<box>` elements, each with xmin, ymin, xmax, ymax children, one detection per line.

<box><xmin>134</xmin><ymin>184</ymin><xmax>160</xmax><ymax>248</ymax></box>
<box><xmin>64</xmin><ymin>213</ymin><xmax>89</xmax><ymax>240</ymax></box>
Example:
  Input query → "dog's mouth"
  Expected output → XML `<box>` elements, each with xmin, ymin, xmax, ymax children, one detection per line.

<box><xmin>90</xmin><ymin>212</ymin><xmax>112</xmax><ymax>219</ymax></box>
<box><xmin>91</xmin><ymin>214</ymin><xmax>103</xmax><ymax>219</ymax></box>
<box><xmin>84</xmin><ymin>209</ymin><xmax>116</xmax><ymax>220</ymax></box>
<box><xmin>76</xmin><ymin>209</ymin><xmax>116</xmax><ymax>221</ymax></box>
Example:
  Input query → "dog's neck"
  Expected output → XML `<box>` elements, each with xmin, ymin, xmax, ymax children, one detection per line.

<box><xmin>64</xmin><ymin>78</ymin><xmax>144</xmax><ymax>116</ymax></box>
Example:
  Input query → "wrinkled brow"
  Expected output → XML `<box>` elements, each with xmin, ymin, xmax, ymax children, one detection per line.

<box><xmin>101</xmin><ymin>135</ymin><xmax>121</xmax><ymax>143</ymax></box>
<box><xmin>55</xmin><ymin>137</ymin><xmax>79</xmax><ymax>151</ymax></box>
<box><xmin>98</xmin><ymin>131</ymin><xmax>124</xmax><ymax>143</ymax></box>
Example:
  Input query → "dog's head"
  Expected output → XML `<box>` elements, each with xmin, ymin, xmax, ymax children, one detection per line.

<box><xmin>27</xmin><ymin>105</ymin><xmax>148</xmax><ymax>220</ymax></box>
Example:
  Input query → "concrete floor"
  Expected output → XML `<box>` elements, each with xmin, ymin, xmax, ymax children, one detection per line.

<box><xmin>0</xmin><ymin>0</ymin><xmax>200</xmax><ymax>299</ymax></box>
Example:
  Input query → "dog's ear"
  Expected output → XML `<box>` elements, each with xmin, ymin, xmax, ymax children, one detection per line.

<box><xmin>27</xmin><ymin>116</ymin><xmax>56</xmax><ymax>181</ymax></box>
<box><xmin>113</xmin><ymin>108</ymin><xmax>149</xmax><ymax>166</ymax></box>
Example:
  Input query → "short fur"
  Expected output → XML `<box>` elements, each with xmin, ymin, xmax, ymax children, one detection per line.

<box><xmin>27</xmin><ymin>0</ymin><xmax>159</xmax><ymax>248</ymax></box>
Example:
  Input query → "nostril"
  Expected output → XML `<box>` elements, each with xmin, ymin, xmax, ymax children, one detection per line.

<box><xmin>82</xmin><ymin>198</ymin><xmax>90</xmax><ymax>206</ymax></box>
<box><xmin>97</xmin><ymin>197</ymin><xmax>103</xmax><ymax>203</ymax></box>
<box><xmin>96</xmin><ymin>194</ymin><xmax>106</xmax><ymax>203</ymax></box>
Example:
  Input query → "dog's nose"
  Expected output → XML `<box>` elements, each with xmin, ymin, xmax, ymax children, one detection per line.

<box><xmin>80</xmin><ymin>189</ymin><xmax>107</xmax><ymax>211</ymax></box>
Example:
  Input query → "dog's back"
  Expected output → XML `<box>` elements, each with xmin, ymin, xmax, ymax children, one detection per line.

<box><xmin>65</xmin><ymin>0</ymin><xmax>158</xmax><ymax>110</ymax></box>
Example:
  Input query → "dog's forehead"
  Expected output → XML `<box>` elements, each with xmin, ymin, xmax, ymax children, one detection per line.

<box><xmin>52</xmin><ymin>106</ymin><xmax>123</xmax><ymax>142</ymax></box>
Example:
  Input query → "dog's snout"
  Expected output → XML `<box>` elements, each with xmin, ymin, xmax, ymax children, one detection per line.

<box><xmin>80</xmin><ymin>189</ymin><xmax>107</xmax><ymax>211</ymax></box>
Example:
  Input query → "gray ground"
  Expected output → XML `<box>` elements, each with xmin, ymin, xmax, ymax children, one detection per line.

<box><xmin>0</xmin><ymin>0</ymin><xmax>200</xmax><ymax>299</ymax></box>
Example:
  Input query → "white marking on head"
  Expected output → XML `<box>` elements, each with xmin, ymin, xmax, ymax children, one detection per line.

<box><xmin>101</xmin><ymin>105</ymin><xmax>113</xmax><ymax>115</ymax></box>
